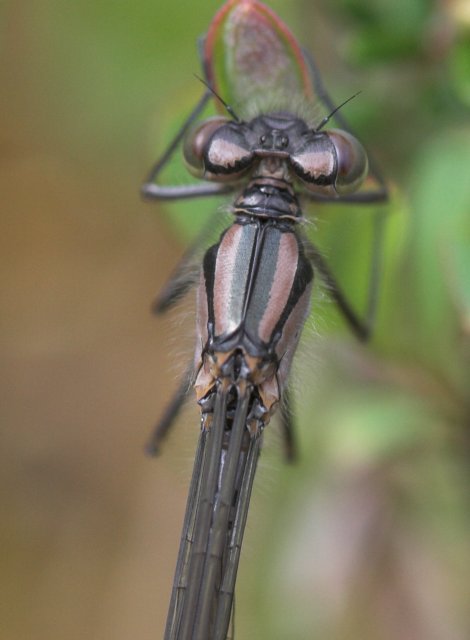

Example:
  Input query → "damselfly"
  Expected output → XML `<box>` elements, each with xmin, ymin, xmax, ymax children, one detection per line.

<box><xmin>142</xmin><ymin>2</ymin><xmax>388</xmax><ymax>638</ymax></box>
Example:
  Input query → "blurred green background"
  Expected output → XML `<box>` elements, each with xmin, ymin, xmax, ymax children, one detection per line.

<box><xmin>1</xmin><ymin>1</ymin><xmax>470</xmax><ymax>639</ymax></box>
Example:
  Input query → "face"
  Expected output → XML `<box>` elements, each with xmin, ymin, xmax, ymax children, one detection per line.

<box><xmin>183</xmin><ymin>112</ymin><xmax>369</xmax><ymax>196</ymax></box>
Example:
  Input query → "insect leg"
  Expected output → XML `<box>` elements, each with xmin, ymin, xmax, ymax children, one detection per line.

<box><xmin>145</xmin><ymin>363</ymin><xmax>194</xmax><ymax>455</ymax></box>
<box><xmin>141</xmin><ymin>89</ymin><xmax>234</xmax><ymax>201</ymax></box>
<box><xmin>305</xmin><ymin>240</ymin><xmax>371</xmax><ymax>341</ymax></box>
<box><xmin>304</xmin><ymin>190</ymin><xmax>388</xmax><ymax>204</ymax></box>
<box><xmin>152</xmin><ymin>209</ymin><xmax>223</xmax><ymax>314</ymax></box>
<box><xmin>279</xmin><ymin>385</ymin><xmax>297</xmax><ymax>463</ymax></box>
<box><xmin>302</xmin><ymin>48</ymin><xmax>388</xmax><ymax>202</ymax></box>
<box><xmin>363</xmin><ymin>207</ymin><xmax>386</xmax><ymax>331</ymax></box>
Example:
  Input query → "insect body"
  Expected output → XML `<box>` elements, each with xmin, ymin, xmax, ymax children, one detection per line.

<box><xmin>142</xmin><ymin>2</ymin><xmax>387</xmax><ymax>638</ymax></box>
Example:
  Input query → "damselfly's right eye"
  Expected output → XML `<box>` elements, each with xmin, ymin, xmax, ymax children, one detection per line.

<box><xmin>184</xmin><ymin>118</ymin><xmax>255</xmax><ymax>182</ymax></box>
<box><xmin>327</xmin><ymin>129</ymin><xmax>368</xmax><ymax>195</ymax></box>
<box><xmin>184</xmin><ymin>117</ymin><xmax>231</xmax><ymax>178</ymax></box>
<box><xmin>290</xmin><ymin>129</ymin><xmax>368</xmax><ymax>196</ymax></box>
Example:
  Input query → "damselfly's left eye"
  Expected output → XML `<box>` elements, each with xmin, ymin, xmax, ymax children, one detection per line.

<box><xmin>183</xmin><ymin>116</ymin><xmax>231</xmax><ymax>178</ymax></box>
<box><xmin>202</xmin><ymin>122</ymin><xmax>254</xmax><ymax>180</ymax></box>
<box><xmin>184</xmin><ymin>118</ymin><xmax>254</xmax><ymax>182</ymax></box>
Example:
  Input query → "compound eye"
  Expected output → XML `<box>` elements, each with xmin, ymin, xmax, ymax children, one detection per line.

<box><xmin>183</xmin><ymin>117</ymin><xmax>230</xmax><ymax>178</ymax></box>
<box><xmin>328</xmin><ymin>129</ymin><xmax>368</xmax><ymax>195</ymax></box>
<box><xmin>290</xmin><ymin>132</ymin><xmax>337</xmax><ymax>193</ymax></box>
<box><xmin>202</xmin><ymin>122</ymin><xmax>254</xmax><ymax>180</ymax></box>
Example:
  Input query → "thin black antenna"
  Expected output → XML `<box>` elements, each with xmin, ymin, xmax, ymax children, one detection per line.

<box><xmin>316</xmin><ymin>90</ymin><xmax>362</xmax><ymax>131</ymax></box>
<box><xmin>194</xmin><ymin>74</ymin><xmax>241</xmax><ymax>122</ymax></box>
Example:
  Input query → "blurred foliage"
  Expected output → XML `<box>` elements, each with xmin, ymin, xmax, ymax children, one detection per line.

<box><xmin>1</xmin><ymin>1</ymin><xmax>470</xmax><ymax>639</ymax></box>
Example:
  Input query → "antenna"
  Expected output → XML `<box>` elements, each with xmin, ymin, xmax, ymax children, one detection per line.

<box><xmin>194</xmin><ymin>74</ymin><xmax>241</xmax><ymax>122</ymax></box>
<box><xmin>316</xmin><ymin>91</ymin><xmax>362</xmax><ymax>131</ymax></box>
